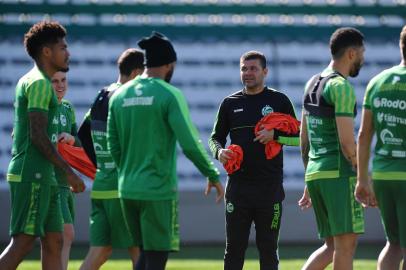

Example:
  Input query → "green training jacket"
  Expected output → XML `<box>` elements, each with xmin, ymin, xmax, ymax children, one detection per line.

<box><xmin>107</xmin><ymin>76</ymin><xmax>220</xmax><ymax>200</ymax></box>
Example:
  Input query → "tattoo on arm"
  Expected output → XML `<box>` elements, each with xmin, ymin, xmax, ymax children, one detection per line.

<box><xmin>301</xmin><ymin>141</ymin><xmax>310</xmax><ymax>169</ymax></box>
<box><xmin>29</xmin><ymin>111</ymin><xmax>73</xmax><ymax>175</ymax></box>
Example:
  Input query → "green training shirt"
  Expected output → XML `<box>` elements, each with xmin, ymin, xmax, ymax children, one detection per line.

<box><xmin>7</xmin><ymin>66</ymin><xmax>59</xmax><ymax>185</ymax></box>
<box><xmin>363</xmin><ymin>65</ymin><xmax>406</xmax><ymax>180</ymax></box>
<box><xmin>86</xmin><ymin>82</ymin><xmax>122</xmax><ymax>199</ymax></box>
<box><xmin>55</xmin><ymin>99</ymin><xmax>78</xmax><ymax>187</ymax></box>
<box><xmin>107</xmin><ymin>77</ymin><xmax>220</xmax><ymax>200</ymax></box>
<box><xmin>305</xmin><ymin>67</ymin><xmax>357</xmax><ymax>181</ymax></box>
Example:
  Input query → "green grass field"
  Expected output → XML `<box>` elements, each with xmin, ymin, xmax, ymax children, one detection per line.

<box><xmin>16</xmin><ymin>259</ymin><xmax>378</xmax><ymax>270</ymax></box>
<box><xmin>5</xmin><ymin>243</ymin><xmax>385</xmax><ymax>270</ymax></box>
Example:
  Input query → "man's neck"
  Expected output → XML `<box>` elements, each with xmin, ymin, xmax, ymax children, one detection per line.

<box><xmin>244</xmin><ymin>85</ymin><xmax>264</xmax><ymax>95</ymax></box>
<box><xmin>400</xmin><ymin>59</ymin><xmax>406</xmax><ymax>67</ymax></box>
<box><xmin>143</xmin><ymin>68</ymin><xmax>166</xmax><ymax>81</ymax></box>
<box><xmin>118</xmin><ymin>74</ymin><xmax>129</xmax><ymax>84</ymax></box>
<box><xmin>36</xmin><ymin>60</ymin><xmax>56</xmax><ymax>79</ymax></box>
<box><xmin>330</xmin><ymin>60</ymin><xmax>349</xmax><ymax>78</ymax></box>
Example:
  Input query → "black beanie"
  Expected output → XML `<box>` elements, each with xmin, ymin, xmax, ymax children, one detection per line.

<box><xmin>138</xmin><ymin>31</ymin><xmax>177</xmax><ymax>68</ymax></box>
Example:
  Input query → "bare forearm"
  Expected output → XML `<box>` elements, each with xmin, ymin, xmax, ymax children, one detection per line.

<box><xmin>357</xmin><ymin>109</ymin><xmax>374</xmax><ymax>182</ymax></box>
<box><xmin>301</xmin><ymin>141</ymin><xmax>310</xmax><ymax>169</ymax></box>
<box><xmin>357</xmin><ymin>136</ymin><xmax>370</xmax><ymax>182</ymax></box>
<box><xmin>340</xmin><ymin>141</ymin><xmax>357</xmax><ymax>166</ymax></box>
<box><xmin>300</xmin><ymin>112</ymin><xmax>309</xmax><ymax>169</ymax></box>
<box><xmin>30</xmin><ymin>112</ymin><xmax>74</xmax><ymax>175</ymax></box>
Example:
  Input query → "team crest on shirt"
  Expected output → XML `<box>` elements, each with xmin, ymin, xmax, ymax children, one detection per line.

<box><xmin>261</xmin><ymin>105</ymin><xmax>273</xmax><ymax>116</ymax></box>
<box><xmin>226</xmin><ymin>202</ymin><xmax>234</xmax><ymax>213</ymax></box>
<box><xmin>60</xmin><ymin>114</ymin><xmax>67</xmax><ymax>126</ymax></box>
<box><xmin>135</xmin><ymin>85</ymin><xmax>143</xmax><ymax>96</ymax></box>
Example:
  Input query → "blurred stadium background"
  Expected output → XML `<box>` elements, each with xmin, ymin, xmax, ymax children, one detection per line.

<box><xmin>0</xmin><ymin>0</ymin><xmax>405</xmax><ymax>249</ymax></box>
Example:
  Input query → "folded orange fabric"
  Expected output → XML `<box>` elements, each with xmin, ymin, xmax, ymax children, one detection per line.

<box><xmin>57</xmin><ymin>143</ymin><xmax>96</xmax><ymax>180</ymax></box>
<box><xmin>223</xmin><ymin>144</ymin><xmax>243</xmax><ymax>174</ymax></box>
<box><xmin>255</xmin><ymin>112</ymin><xmax>300</xmax><ymax>160</ymax></box>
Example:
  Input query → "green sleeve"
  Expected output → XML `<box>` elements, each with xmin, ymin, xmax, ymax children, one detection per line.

<box><xmin>25</xmin><ymin>79</ymin><xmax>53</xmax><ymax>112</ymax></box>
<box><xmin>107</xmin><ymin>97</ymin><xmax>121</xmax><ymax>167</ymax></box>
<box><xmin>275</xmin><ymin>93</ymin><xmax>300</xmax><ymax>146</ymax></box>
<box><xmin>324</xmin><ymin>79</ymin><xmax>356</xmax><ymax>117</ymax></box>
<box><xmin>167</xmin><ymin>90</ymin><xmax>220</xmax><ymax>182</ymax></box>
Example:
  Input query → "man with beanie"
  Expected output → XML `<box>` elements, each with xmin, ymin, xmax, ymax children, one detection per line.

<box><xmin>107</xmin><ymin>32</ymin><xmax>224</xmax><ymax>270</ymax></box>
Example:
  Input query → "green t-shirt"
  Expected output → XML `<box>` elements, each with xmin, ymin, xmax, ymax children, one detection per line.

<box><xmin>7</xmin><ymin>66</ymin><xmax>59</xmax><ymax>185</ymax></box>
<box><xmin>363</xmin><ymin>65</ymin><xmax>406</xmax><ymax>180</ymax></box>
<box><xmin>55</xmin><ymin>99</ymin><xmax>78</xmax><ymax>187</ymax></box>
<box><xmin>305</xmin><ymin>68</ymin><xmax>357</xmax><ymax>181</ymax></box>
<box><xmin>87</xmin><ymin>82</ymin><xmax>122</xmax><ymax>199</ymax></box>
<box><xmin>107</xmin><ymin>77</ymin><xmax>220</xmax><ymax>200</ymax></box>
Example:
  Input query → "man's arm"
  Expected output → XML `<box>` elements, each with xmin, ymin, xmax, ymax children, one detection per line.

<box><xmin>208</xmin><ymin>100</ymin><xmax>235</xmax><ymax>164</ymax></box>
<box><xmin>336</xmin><ymin>116</ymin><xmax>357</xmax><ymax>170</ymax></box>
<box><xmin>168</xmin><ymin>92</ymin><xmax>220</xmax><ymax>181</ymax></box>
<box><xmin>77</xmin><ymin>114</ymin><xmax>97</xmax><ymax>167</ymax></box>
<box><xmin>298</xmin><ymin>111</ymin><xmax>312</xmax><ymax>210</ymax></box>
<box><xmin>29</xmin><ymin>111</ymin><xmax>84</xmax><ymax>192</ymax></box>
<box><xmin>208</xmin><ymin>100</ymin><xmax>230</xmax><ymax>160</ymax></box>
<box><xmin>300</xmin><ymin>111</ymin><xmax>310</xmax><ymax>170</ymax></box>
<box><xmin>168</xmin><ymin>91</ymin><xmax>224</xmax><ymax>202</ymax></box>
<box><xmin>355</xmin><ymin>108</ymin><xmax>376</xmax><ymax>207</ymax></box>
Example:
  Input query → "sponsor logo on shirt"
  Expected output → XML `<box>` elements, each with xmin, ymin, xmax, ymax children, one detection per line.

<box><xmin>60</xmin><ymin>114</ymin><xmax>67</xmax><ymax>127</ymax></box>
<box><xmin>377</xmin><ymin>149</ymin><xmax>389</xmax><ymax>156</ymax></box>
<box><xmin>261</xmin><ymin>105</ymin><xmax>273</xmax><ymax>116</ymax></box>
<box><xmin>373</xmin><ymin>98</ymin><xmax>406</xmax><ymax>110</ymax></box>
<box><xmin>309</xmin><ymin>130</ymin><xmax>323</xmax><ymax>143</ymax></box>
<box><xmin>380</xmin><ymin>129</ymin><xmax>403</xmax><ymax>145</ymax></box>
<box><xmin>315</xmin><ymin>148</ymin><xmax>327</xmax><ymax>154</ymax></box>
<box><xmin>377</xmin><ymin>112</ymin><xmax>406</xmax><ymax>126</ymax></box>
<box><xmin>308</xmin><ymin>118</ymin><xmax>323</xmax><ymax>125</ymax></box>
<box><xmin>392</xmin><ymin>76</ymin><xmax>400</xmax><ymax>84</ymax></box>
<box><xmin>51</xmin><ymin>134</ymin><xmax>58</xmax><ymax>143</ymax></box>
<box><xmin>104</xmin><ymin>162</ymin><xmax>116</xmax><ymax>169</ymax></box>
<box><xmin>392</xmin><ymin>150</ymin><xmax>406</xmax><ymax>158</ymax></box>
<box><xmin>53</xmin><ymin>116</ymin><xmax>59</xmax><ymax>125</ymax></box>
<box><xmin>122</xmin><ymin>97</ymin><xmax>154</xmax><ymax>107</ymax></box>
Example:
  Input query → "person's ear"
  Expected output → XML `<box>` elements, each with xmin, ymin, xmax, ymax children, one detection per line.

<box><xmin>347</xmin><ymin>47</ymin><xmax>356</xmax><ymax>61</ymax></box>
<box><xmin>42</xmin><ymin>46</ymin><xmax>52</xmax><ymax>58</ymax></box>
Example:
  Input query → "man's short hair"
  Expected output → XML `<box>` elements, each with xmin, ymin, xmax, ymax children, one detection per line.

<box><xmin>329</xmin><ymin>27</ymin><xmax>364</xmax><ymax>59</ymax></box>
<box><xmin>240</xmin><ymin>51</ymin><xmax>267</xmax><ymax>69</ymax></box>
<box><xmin>117</xmin><ymin>48</ymin><xmax>145</xmax><ymax>76</ymax></box>
<box><xmin>400</xmin><ymin>25</ymin><xmax>406</xmax><ymax>61</ymax></box>
<box><xmin>24</xmin><ymin>21</ymin><xmax>67</xmax><ymax>61</ymax></box>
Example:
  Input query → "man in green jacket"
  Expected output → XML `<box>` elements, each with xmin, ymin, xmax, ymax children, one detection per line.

<box><xmin>107</xmin><ymin>32</ymin><xmax>224</xmax><ymax>270</ymax></box>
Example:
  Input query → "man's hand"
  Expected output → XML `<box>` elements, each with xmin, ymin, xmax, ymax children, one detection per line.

<box><xmin>67</xmin><ymin>171</ymin><xmax>85</xmax><ymax>193</ymax></box>
<box><xmin>204</xmin><ymin>180</ymin><xmax>224</xmax><ymax>203</ymax></box>
<box><xmin>254</xmin><ymin>126</ymin><xmax>274</xmax><ymax>144</ymax></box>
<box><xmin>298</xmin><ymin>186</ymin><xmax>312</xmax><ymax>210</ymax></box>
<box><xmin>355</xmin><ymin>179</ymin><xmax>377</xmax><ymax>208</ymax></box>
<box><xmin>58</xmin><ymin>132</ymin><xmax>75</xmax><ymax>145</ymax></box>
<box><xmin>218</xmin><ymin>148</ymin><xmax>234</xmax><ymax>165</ymax></box>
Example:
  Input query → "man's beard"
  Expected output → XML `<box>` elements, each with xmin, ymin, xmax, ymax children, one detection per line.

<box><xmin>349</xmin><ymin>60</ymin><xmax>362</xmax><ymax>77</ymax></box>
<box><xmin>58</xmin><ymin>66</ymin><xmax>69</xmax><ymax>72</ymax></box>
